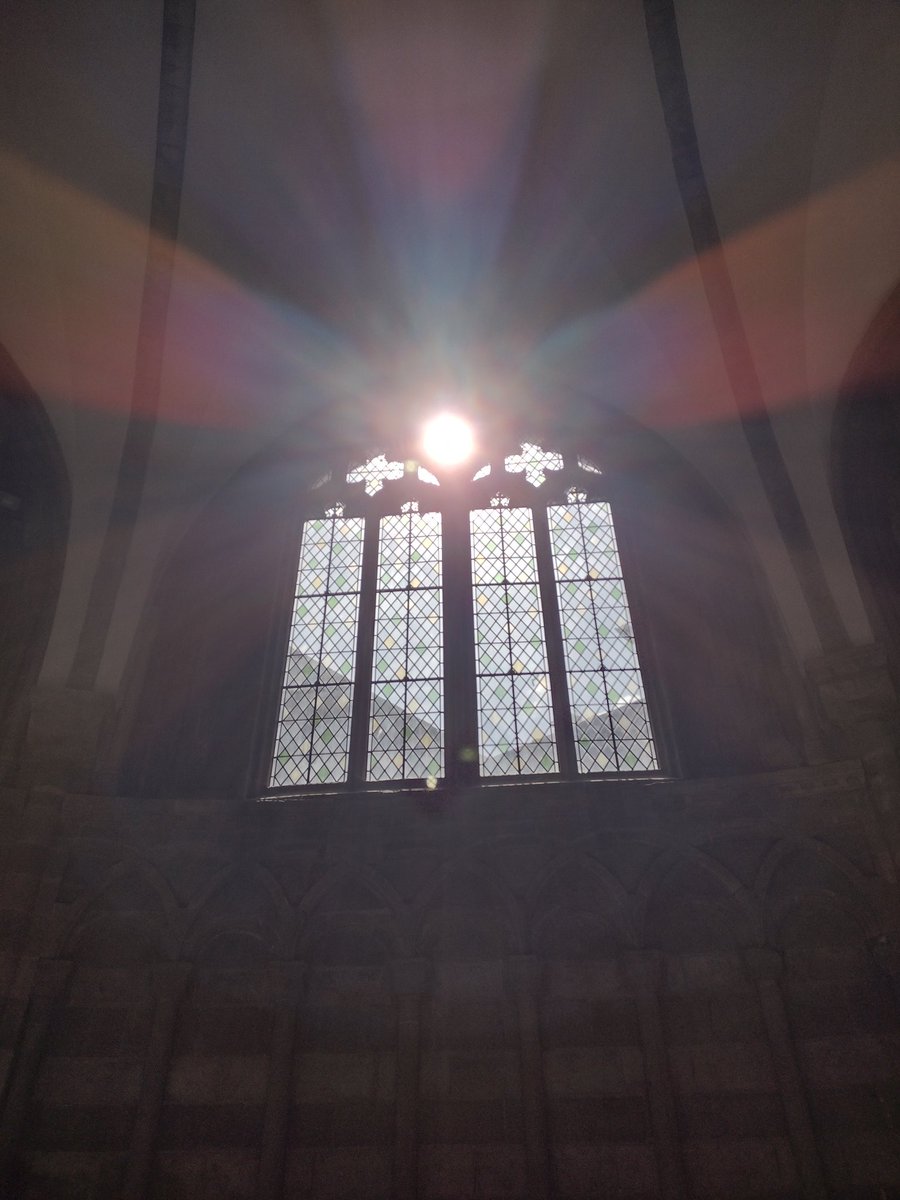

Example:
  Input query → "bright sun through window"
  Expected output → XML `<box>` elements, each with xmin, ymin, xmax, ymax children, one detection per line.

<box><xmin>269</xmin><ymin>441</ymin><xmax>658</xmax><ymax>788</ymax></box>
<box><xmin>421</xmin><ymin>412</ymin><xmax>474</xmax><ymax>467</ymax></box>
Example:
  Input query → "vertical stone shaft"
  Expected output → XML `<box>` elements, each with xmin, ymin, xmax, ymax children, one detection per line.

<box><xmin>257</xmin><ymin>963</ymin><xmax>306</xmax><ymax>1200</ymax></box>
<box><xmin>122</xmin><ymin>962</ymin><xmax>191</xmax><ymax>1200</ymax></box>
<box><xmin>744</xmin><ymin>948</ymin><xmax>828</xmax><ymax>1200</ymax></box>
<box><xmin>391</xmin><ymin>958</ymin><xmax>429</xmax><ymax>1200</ymax></box>
<box><xmin>0</xmin><ymin>958</ymin><xmax>72</xmax><ymax>1186</ymax></box>
<box><xmin>506</xmin><ymin>955</ymin><xmax>552</xmax><ymax>1200</ymax></box>
<box><xmin>623</xmin><ymin>950</ymin><xmax>687</xmax><ymax>1200</ymax></box>
<box><xmin>869</xmin><ymin>931</ymin><xmax>900</xmax><ymax>1013</ymax></box>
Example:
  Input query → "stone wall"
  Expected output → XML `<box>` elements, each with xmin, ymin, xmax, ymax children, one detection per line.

<box><xmin>0</xmin><ymin>762</ymin><xmax>898</xmax><ymax>1198</ymax></box>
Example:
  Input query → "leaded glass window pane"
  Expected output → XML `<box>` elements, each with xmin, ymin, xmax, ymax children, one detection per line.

<box><xmin>270</xmin><ymin>509</ymin><xmax>365</xmax><ymax>786</ymax></box>
<box><xmin>368</xmin><ymin>505</ymin><xmax>444</xmax><ymax>781</ymax></box>
<box><xmin>471</xmin><ymin>505</ymin><xmax>557</xmax><ymax>776</ymax></box>
<box><xmin>548</xmin><ymin>498</ymin><xmax>657</xmax><ymax>772</ymax></box>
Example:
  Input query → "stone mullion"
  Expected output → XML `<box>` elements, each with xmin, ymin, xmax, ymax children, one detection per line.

<box><xmin>531</xmin><ymin>505</ymin><xmax>578</xmax><ymax>778</ymax></box>
<box><xmin>391</xmin><ymin>958</ymin><xmax>430</xmax><ymax>1200</ymax></box>
<box><xmin>743</xmin><ymin>948</ymin><xmax>829</xmax><ymax>1200</ymax></box>
<box><xmin>0</xmin><ymin>958</ymin><xmax>73</xmax><ymax>1188</ymax></box>
<box><xmin>442</xmin><ymin>492</ymin><xmax>478</xmax><ymax>783</ymax></box>
<box><xmin>348</xmin><ymin>513</ymin><xmax>380</xmax><ymax>784</ymax></box>
<box><xmin>506</xmin><ymin>955</ymin><xmax>552</xmax><ymax>1200</ymax></box>
<box><xmin>869</xmin><ymin>930</ymin><xmax>900</xmax><ymax>1013</ymax></box>
<box><xmin>257</xmin><ymin>963</ymin><xmax>306</xmax><ymax>1200</ymax></box>
<box><xmin>122</xmin><ymin>962</ymin><xmax>191</xmax><ymax>1200</ymax></box>
<box><xmin>623</xmin><ymin>951</ymin><xmax>687</xmax><ymax>1200</ymax></box>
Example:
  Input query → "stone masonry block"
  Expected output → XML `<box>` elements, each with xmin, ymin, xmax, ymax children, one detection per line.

<box><xmin>165</xmin><ymin>1054</ymin><xmax>269</xmax><ymax>1105</ymax></box>
<box><xmin>294</xmin><ymin>1050</ymin><xmax>396</xmax><ymax>1103</ymax></box>
<box><xmin>311</xmin><ymin>1146</ymin><xmax>392</xmax><ymax>1199</ymax></box>
<box><xmin>553</xmin><ymin>1142</ymin><xmax>658</xmax><ymax>1198</ymax></box>
<box><xmin>544</xmin><ymin>1047</ymin><xmax>645</xmax><ymax>1097</ymax></box>
<box><xmin>668</xmin><ymin>1041</ymin><xmax>777</xmax><ymax>1093</ymax></box>
<box><xmin>420</xmin><ymin>1049</ymin><xmax>520</xmax><ymax>1101</ymax></box>
<box><xmin>682</xmin><ymin>1136</ymin><xmax>798</xmax><ymax>1197</ymax></box>
<box><xmin>35</xmin><ymin>1056</ymin><xmax>143</xmax><ymax>1107</ymax></box>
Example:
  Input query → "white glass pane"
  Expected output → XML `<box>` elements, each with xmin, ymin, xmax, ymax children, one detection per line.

<box><xmin>368</xmin><ymin>508</ymin><xmax>444</xmax><ymax>781</ymax></box>
<box><xmin>549</xmin><ymin>498</ymin><xmax>657</xmax><ymax>773</ymax></box>
<box><xmin>470</xmin><ymin>505</ymin><xmax>557</xmax><ymax>776</ymax></box>
<box><xmin>270</xmin><ymin>514</ymin><xmax>364</xmax><ymax>787</ymax></box>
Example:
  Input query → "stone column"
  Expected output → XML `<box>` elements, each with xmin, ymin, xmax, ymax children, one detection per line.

<box><xmin>743</xmin><ymin>948</ymin><xmax>828</xmax><ymax>1200</ymax></box>
<box><xmin>869</xmin><ymin>931</ymin><xmax>900</xmax><ymax>1013</ymax></box>
<box><xmin>257</xmin><ymin>963</ymin><xmax>306</xmax><ymax>1200</ymax></box>
<box><xmin>807</xmin><ymin>643</ymin><xmax>900</xmax><ymax>881</ymax></box>
<box><xmin>122</xmin><ymin>962</ymin><xmax>191</xmax><ymax>1200</ymax></box>
<box><xmin>622</xmin><ymin>950</ymin><xmax>687</xmax><ymax>1200</ymax></box>
<box><xmin>0</xmin><ymin>842</ymin><xmax>69</xmax><ymax>1092</ymax></box>
<box><xmin>391</xmin><ymin>958</ymin><xmax>430</xmax><ymax>1200</ymax></box>
<box><xmin>0</xmin><ymin>958</ymin><xmax>73</xmax><ymax>1186</ymax></box>
<box><xmin>505</xmin><ymin>955</ymin><xmax>552</xmax><ymax>1200</ymax></box>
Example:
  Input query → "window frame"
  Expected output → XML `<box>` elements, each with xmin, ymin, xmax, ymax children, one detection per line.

<box><xmin>258</xmin><ymin>444</ymin><xmax>670</xmax><ymax>795</ymax></box>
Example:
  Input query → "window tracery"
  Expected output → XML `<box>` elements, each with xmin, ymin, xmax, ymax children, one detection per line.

<box><xmin>268</xmin><ymin>442</ymin><xmax>657</xmax><ymax>789</ymax></box>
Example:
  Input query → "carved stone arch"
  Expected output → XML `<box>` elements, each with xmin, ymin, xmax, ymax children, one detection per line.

<box><xmin>183</xmin><ymin>863</ymin><xmax>293</xmax><ymax>961</ymax></box>
<box><xmin>757</xmin><ymin>841</ymin><xmax>881</xmax><ymax>950</ymax></box>
<box><xmin>527</xmin><ymin>848</ymin><xmax>637</xmax><ymax>955</ymax></box>
<box><xmin>753</xmin><ymin>831</ymin><xmax>881</xmax><ymax>916</ymax></box>
<box><xmin>0</xmin><ymin>340</ymin><xmax>70</xmax><ymax>782</ymax></box>
<box><xmin>413</xmin><ymin>857</ymin><xmax>525</xmax><ymax>960</ymax></box>
<box><xmin>294</xmin><ymin>862</ymin><xmax>411</xmax><ymax>965</ymax></box>
<box><xmin>832</xmin><ymin>277</ymin><xmax>900</xmax><ymax>676</ymax></box>
<box><xmin>63</xmin><ymin>911</ymin><xmax>178</xmax><ymax>967</ymax></box>
<box><xmin>191</xmin><ymin>924</ymin><xmax>275</xmax><ymax>969</ymax></box>
<box><xmin>456</xmin><ymin>829</ymin><xmax>570</xmax><ymax>895</ymax></box>
<box><xmin>295</xmin><ymin>862</ymin><xmax>411</xmax><ymax>937</ymax></box>
<box><xmin>58</xmin><ymin>856</ymin><xmax>184</xmax><ymax>959</ymax></box>
<box><xmin>638</xmin><ymin>844</ymin><xmax>764</xmax><ymax>952</ymax></box>
<box><xmin>767</xmin><ymin>886</ymin><xmax>875</xmax><ymax>955</ymax></box>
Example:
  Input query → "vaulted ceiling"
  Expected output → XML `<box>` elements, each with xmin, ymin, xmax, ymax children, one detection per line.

<box><xmin>1</xmin><ymin>0</ymin><xmax>899</xmax><ymax>689</ymax></box>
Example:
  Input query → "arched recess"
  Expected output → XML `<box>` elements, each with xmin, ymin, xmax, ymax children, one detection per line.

<box><xmin>115</xmin><ymin>401</ymin><xmax>807</xmax><ymax>796</ymax></box>
<box><xmin>0</xmin><ymin>341</ymin><xmax>70</xmax><ymax>781</ymax></box>
<box><xmin>833</xmin><ymin>279</ymin><xmax>900</xmax><ymax>679</ymax></box>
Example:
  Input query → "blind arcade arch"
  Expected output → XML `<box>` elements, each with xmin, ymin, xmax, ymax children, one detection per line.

<box><xmin>268</xmin><ymin>443</ymin><xmax>658</xmax><ymax>789</ymax></box>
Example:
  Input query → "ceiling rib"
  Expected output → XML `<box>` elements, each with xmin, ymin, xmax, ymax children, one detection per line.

<box><xmin>68</xmin><ymin>0</ymin><xmax>196</xmax><ymax>690</ymax></box>
<box><xmin>642</xmin><ymin>0</ymin><xmax>848</xmax><ymax>654</ymax></box>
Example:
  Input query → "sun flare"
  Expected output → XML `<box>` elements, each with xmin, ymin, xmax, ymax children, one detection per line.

<box><xmin>421</xmin><ymin>412</ymin><xmax>475</xmax><ymax>467</ymax></box>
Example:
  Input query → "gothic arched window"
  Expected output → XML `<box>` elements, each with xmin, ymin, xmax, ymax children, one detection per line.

<box><xmin>268</xmin><ymin>443</ymin><xmax>658</xmax><ymax>789</ymax></box>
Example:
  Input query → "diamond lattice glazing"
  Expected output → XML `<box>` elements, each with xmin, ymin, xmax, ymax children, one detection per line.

<box><xmin>270</xmin><ymin>513</ymin><xmax>364</xmax><ymax>787</ymax></box>
<box><xmin>368</xmin><ymin>508</ymin><xmax>444</xmax><ymax>780</ymax></box>
<box><xmin>471</xmin><ymin>505</ymin><xmax>557</xmax><ymax>775</ymax></box>
<box><xmin>548</xmin><ymin>497</ymin><xmax>657</xmax><ymax>772</ymax></box>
